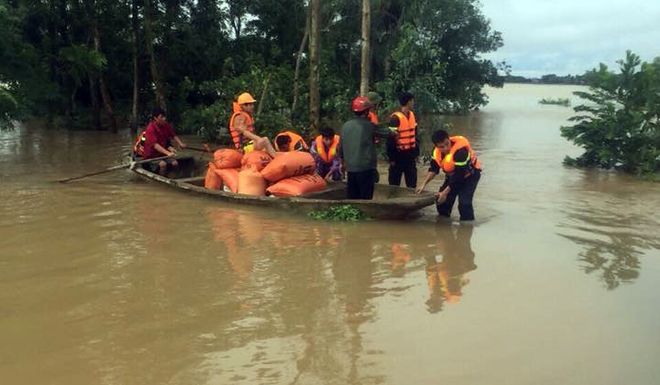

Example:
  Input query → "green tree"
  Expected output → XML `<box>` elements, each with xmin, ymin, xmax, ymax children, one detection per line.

<box><xmin>1</xmin><ymin>0</ymin><xmax>505</xmax><ymax>136</ymax></box>
<box><xmin>385</xmin><ymin>0</ymin><xmax>504</xmax><ymax>113</ymax></box>
<box><xmin>561</xmin><ymin>51</ymin><xmax>660</xmax><ymax>175</ymax></box>
<box><xmin>0</xmin><ymin>2</ymin><xmax>28</xmax><ymax>129</ymax></box>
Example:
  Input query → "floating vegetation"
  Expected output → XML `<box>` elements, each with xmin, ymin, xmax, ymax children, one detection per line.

<box><xmin>539</xmin><ymin>98</ymin><xmax>571</xmax><ymax>107</ymax></box>
<box><xmin>308</xmin><ymin>205</ymin><xmax>367</xmax><ymax>221</ymax></box>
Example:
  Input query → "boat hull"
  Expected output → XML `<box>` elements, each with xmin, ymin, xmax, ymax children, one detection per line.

<box><xmin>130</xmin><ymin>155</ymin><xmax>437</xmax><ymax>220</ymax></box>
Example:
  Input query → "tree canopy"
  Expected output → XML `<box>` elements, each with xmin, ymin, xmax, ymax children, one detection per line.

<box><xmin>0</xmin><ymin>0</ymin><xmax>504</xmax><ymax>137</ymax></box>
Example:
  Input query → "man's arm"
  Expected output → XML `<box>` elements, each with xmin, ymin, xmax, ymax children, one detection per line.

<box><xmin>154</xmin><ymin>143</ymin><xmax>175</xmax><ymax>156</ymax></box>
<box><xmin>337</xmin><ymin>137</ymin><xmax>345</xmax><ymax>173</ymax></box>
<box><xmin>384</xmin><ymin>114</ymin><xmax>400</xmax><ymax>163</ymax></box>
<box><xmin>415</xmin><ymin>158</ymin><xmax>440</xmax><ymax>193</ymax></box>
<box><xmin>172</xmin><ymin>135</ymin><xmax>186</xmax><ymax>149</ymax></box>
<box><xmin>386</xmin><ymin>136</ymin><xmax>397</xmax><ymax>164</ymax></box>
<box><xmin>234</xmin><ymin>114</ymin><xmax>260</xmax><ymax>142</ymax></box>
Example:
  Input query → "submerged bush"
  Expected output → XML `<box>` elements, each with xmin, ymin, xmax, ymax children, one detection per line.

<box><xmin>539</xmin><ymin>97</ymin><xmax>570</xmax><ymax>106</ymax></box>
<box><xmin>561</xmin><ymin>51</ymin><xmax>660</xmax><ymax>175</ymax></box>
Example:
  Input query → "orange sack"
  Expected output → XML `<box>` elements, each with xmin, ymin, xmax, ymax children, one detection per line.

<box><xmin>204</xmin><ymin>162</ymin><xmax>223</xmax><ymax>190</ymax></box>
<box><xmin>266</xmin><ymin>173</ymin><xmax>328</xmax><ymax>197</ymax></box>
<box><xmin>213</xmin><ymin>149</ymin><xmax>243</xmax><ymax>169</ymax></box>
<box><xmin>214</xmin><ymin>168</ymin><xmax>239</xmax><ymax>193</ymax></box>
<box><xmin>241</xmin><ymin>150</ymin><xmax>272</xmax><ymax>172</ymax></box>
<box><xmin>237</xmin><ymin>166</ymin><xmax>267</xmax><ymax>196</ymax></box>
<box><xmin>260</xmin><ymin>151</ymin><xmax>316</xmax><ymax>182</ymax></box>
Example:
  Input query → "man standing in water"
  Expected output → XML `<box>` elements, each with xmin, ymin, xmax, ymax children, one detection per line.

<box><xmin>339</xmin><ymin>96</ymin><xmax>396</xmax><ymax>199</ymax></box>
<box><xmin>416</xmin><ymin>129</ymin><xmax>482</xmax><ymax>220</ymax></box>
<box><xmin>142</xmin><ymin>107</ymin><xmax>186</xmax><ymax>175</ymax></box>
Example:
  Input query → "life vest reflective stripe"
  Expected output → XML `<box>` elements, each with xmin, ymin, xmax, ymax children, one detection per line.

<box><xmin>133</xmin><ymin>130</ymin><xmax>147</xmax><ymax>156</ymax></box>
<box><xmin>391</xmin><ymin>110</ymin><xmax>417</xmax><ymax>151</ymax></box>
<box><xmin>274</xmin><ymin>131</ymin><xmax>309</xmax><ymax>151</ymax></box>
<box><xmin>229</xmin><ymin>102</ymin><xmax>254</xmax><ymax>149</ymax></box>
<box><xmin>432</xmin><ymin>136</ymin><xmax>482</xmax><ymax>175</ymax></box>
<box><xmin>314</xmin><ymin>135</ymin><xmax>340</xmax><ymax>163</ymax></box>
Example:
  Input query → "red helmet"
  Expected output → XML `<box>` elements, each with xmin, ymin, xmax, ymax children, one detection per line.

<box><xmin>351</xmin><ymin>96</ymin><xmax>371</xmax><ymax>113</ymax></box>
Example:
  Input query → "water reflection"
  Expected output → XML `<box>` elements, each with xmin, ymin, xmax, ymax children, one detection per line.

<box><xmin>559</xmin><ymin>206</ymin><xmax>658</xmax><ymax>290</ymax></box>
<box><xmin>199</xmin><ymin>209</ymin><xmax>472</xmax><ymax>384</ymax></box>
<box><xmin>425</xmin><ymin>223</ymin><xmax>477</xmax><ymax>313</ymax></box>
<box><xmin>558</xmin><ymin>171</ymin><xmax>660</xmax><ymax>290</ymax></box>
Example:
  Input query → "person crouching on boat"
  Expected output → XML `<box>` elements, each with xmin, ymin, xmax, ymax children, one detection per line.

<box><xmin>274</xmin><ymin>131</ymin><xmax>309</xmax><ymax>152</ymax></box>
<box><xmin>142</xmin><ymin>107</ymin><xmax>186</xmax><ymax>176</ymax></box>
<box><xmin>339</xmin><ymin>96</ymin><xmax>397</xmax><ymax>199</ymax></box>
<box><xmin>415</xmin><ymin>129</ymin><xmax>482</xmax><ymax>221</ymax></box>
<box><xmin>311</xmin><ymin>125</ymin><xmax>343</xmax><ymax>182</ymax></box>
<box><xmin>229</xmin><ymin>92</ymin><xmax>277</xmax><ymax>158</ymax></box>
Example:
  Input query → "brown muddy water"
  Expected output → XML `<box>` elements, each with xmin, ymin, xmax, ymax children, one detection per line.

<box><xmin>1</xmin><ymin>84</ymin><xmax>659</xmax><ymax>385</ymax></box>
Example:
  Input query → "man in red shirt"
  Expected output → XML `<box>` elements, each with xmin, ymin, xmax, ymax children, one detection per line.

<box><xmin>143</xmin><ymin>107</ymin><xmax>186</xmax><ymax>175</ymax></box>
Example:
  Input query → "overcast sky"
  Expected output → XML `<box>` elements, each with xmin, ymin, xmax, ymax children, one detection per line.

<box><xmin>480</xmin><ymin>0</ymin><xmax>660</xmax><ymax>77</ymax></box>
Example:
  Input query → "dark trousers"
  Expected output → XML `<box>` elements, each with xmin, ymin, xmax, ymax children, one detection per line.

<box><xmin>317</xmin><ymin>162</ymin><xmax>342</xmax><ymax>181</ymax></box>
<box><xmin>347</xmin><ymin>169</ymin><xmax>377</xmax><ymax>199</ymax></box>
<box><xmin>388</xmin><ymin>160</ymin><xmax>417</xmax><ymax>188</ymax></box>
<box><xmin>437</xmin><ymin>171</ymin><xmax>481</xmax><ymax>221</ymax></box>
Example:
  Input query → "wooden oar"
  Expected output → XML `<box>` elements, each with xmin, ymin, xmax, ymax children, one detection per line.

<box><xmin>184</xmin><ymin>143</ymin><xmax>239</xmax><ymax>153</ymax></box>
<box><xmin>57</xmin><ymin>155</ymin><xmax>171</xmax><ymax>183</ymax></box>
<box><xmin>184</xmin><ymin>144</ymin><xmax>213</xmax><ymax>153</ymax></box>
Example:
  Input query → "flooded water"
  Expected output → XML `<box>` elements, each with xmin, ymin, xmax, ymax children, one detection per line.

<box><xmin>2</xmin><ymin>84</ymin><xmax>660</xmax><ymax>385</ymax></box>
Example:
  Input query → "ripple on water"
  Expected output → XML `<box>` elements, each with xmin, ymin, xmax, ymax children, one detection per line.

<box><xmin>174</xmin><ymin>336</ymin><xmax>306</xmax><ymax>385</ymax></box>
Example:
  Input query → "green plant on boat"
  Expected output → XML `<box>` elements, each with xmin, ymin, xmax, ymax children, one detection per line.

<box><xmin>308</xmin><ymin>205</ymin><xmax>367</xmax><ymax>221</ymax></box>
<box><xmin>539</xmin><ymin>97</ymin><xmax>571</xmax><ymax>106</ymax></box>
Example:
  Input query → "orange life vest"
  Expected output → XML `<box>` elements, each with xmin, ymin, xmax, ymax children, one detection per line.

<box><xmin>390</xmin><ymin>110</ymin><xmax>417</xmax><ymax>151</ymax></box>
<box><xmin>314</xmin><ymin>134</ymin><xmax>340</xmax><ymax>163</ymax></box>
<box><xmin>368</xmin><ymin>111</ymin><xmax>378</xmax><ymax>125</ymax></box>
<box><xmin>368</xmin><ymin>111</ymin><xmax>381</xmax><ymax>144</ymax></box>
<box><xmin>228</xmin><ymin>102</ymin><xmax>254</xmax><ymax>149</ymax></box>
<box><xmin>274</xmin><ymin>131</ymin><xmax>309</xmax><ymax>152</ymax></box>
<box><xmin>133</xmin><ymin>130</ymin><xmax>147</xmax><ymax>157</ymax></box>
<box><xmin>432</xmin><ymin>136</ymin><xmax>482</xmax><ymax>175</ymax></box>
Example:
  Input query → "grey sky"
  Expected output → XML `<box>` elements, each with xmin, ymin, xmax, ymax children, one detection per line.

<box><xmin>481</xmin><ymin>0</ymin><xmax>660</xmax><ymax>77</ymax></box>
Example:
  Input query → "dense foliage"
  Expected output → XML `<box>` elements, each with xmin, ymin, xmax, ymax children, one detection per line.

<box><xmin>561</xmin><ymin>51</ymin><xmax>660</xmax><ymax>175</ymax></box>
<box><xmin>0</xmin><ymin>0</ymin><xmax>504</xmax><ymax>136</ymax></box>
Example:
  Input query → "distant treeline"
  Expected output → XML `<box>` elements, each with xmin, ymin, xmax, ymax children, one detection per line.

<box><xmin>504</xmin><ymin>74</ymin><xmax>587</xmax><ymax>85</ymax></box>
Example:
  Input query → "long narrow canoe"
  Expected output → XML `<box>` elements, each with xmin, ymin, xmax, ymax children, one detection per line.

<box><xmin>130</xmin><ymin>155</ymin><xmax>437</xmax><ymax>220</ymax></box>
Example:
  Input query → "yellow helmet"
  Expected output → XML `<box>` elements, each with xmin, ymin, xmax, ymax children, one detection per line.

<box><xmin>237</xmin><ymin>92</ymin><xmax>256</xmax><ymax>105</ymax></box>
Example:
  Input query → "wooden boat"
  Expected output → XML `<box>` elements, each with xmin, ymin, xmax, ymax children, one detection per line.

<box><xmin>130</xmin><ymin>155</ymin><xmax>437</xmax><ymax>220</ymax></box>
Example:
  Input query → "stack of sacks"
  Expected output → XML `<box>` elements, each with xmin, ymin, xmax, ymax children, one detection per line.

<box><xmin>237</xmin><ymin>150</ymin><xmax>270</xmax><ymax>195</ymax></box>
<box><xmin>241</xmin><ymin>150</ymin><xmax>272</xmax><ymax>172</ymax></box>
<box><xmin>204</xmin><ymin>149</ymin><xmax>242</xmax><ymax>190</ymax></box>
<box><xmin>261</xmin><ymin>152</ymin><xmax>327</xmax><ymax>197</ymax></box>
<box><xmin>203</xmin><ymin>149</ymin><xmax>271</xmax><ymax>194</ymax></box>
<box><xmin>204</xmin><ymin>149</ymin><xmax>328</xmax><ymax>197</ymax></box>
